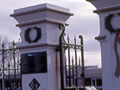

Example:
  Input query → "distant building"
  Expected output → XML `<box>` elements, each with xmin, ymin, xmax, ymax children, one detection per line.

<box><xmin>66</xmin><ymin>65</ymin><xmax>102</xmax><ymax>90</ymax></box>
<box><xmin>85</xmin><ymin>66</ymin><xmax>102</xmax><ymax>89</ymax></box>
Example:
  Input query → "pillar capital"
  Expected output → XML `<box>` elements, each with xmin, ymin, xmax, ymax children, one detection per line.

<box><xmin>10</xmin><ymin>3</ymin><xmax>73</xmax><ymax>27</ymax></box>
<box><xmin>87</xmin><ymin>0</ymin><xmax>120</xmax><ymax>11</ymax></box>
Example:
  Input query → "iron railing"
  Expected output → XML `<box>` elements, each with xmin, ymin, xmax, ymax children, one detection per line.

<box><xmin>0</xmin><ymin>41</ymin><xmax>21</xmax><ymax>90</ymax></box>
<box><xmin>59</xmin><ymin>31</ymin><xmax>85</xmax><ymax>90</ymax></box>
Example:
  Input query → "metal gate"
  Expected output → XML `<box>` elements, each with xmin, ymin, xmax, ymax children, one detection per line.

<box><xmin>0</xmin><ymin>41</ymin><xmax>21</xmax><ymax>90</ymax></box>
<box><xmin>59</xmin><ymin>29</ymin><xmax>85</xmax><ymax>90</ymax></box>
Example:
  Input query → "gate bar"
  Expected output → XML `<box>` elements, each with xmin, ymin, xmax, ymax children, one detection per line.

<box><xmin>13</xmin><ymin>41</ymin><xmax>17</xmax><ymax>90</ymax></box>
<box><xmin>74</xmin><ymin>37</ymin><xmax>78</xmax><ymax>87</ymax></box>
<box><xmin>79</xmin><ymin>35</ymin><xmax>85</xmax><ymax>88</ymax></box>
<box><xmin>2</xmin><ymin>42</ymin><xmax>5</xmax><ymax>90</ymax></box>
<box><xmin>72</xmin><ymin>57</ymin><xmax>75</xmax><ymax>86</ymax></box>
<box><xmin>67</xmin><ymin>36</ymin><xmax>71</xmax><ymax>87</ymax></box>
<box><xmin>65</xmin><ymin>57</ymin><xmax>68</xmax><ymax>87</ymax></box>
<box><xmin>59</xmin><ymin>27</ymin><xmax>65</xmax><ymax>90</ymax></box>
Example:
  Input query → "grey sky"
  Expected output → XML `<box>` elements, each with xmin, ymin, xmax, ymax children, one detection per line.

<box><xmin>0</xmin><ymin>0</ymin><xmax>101</xmax><ymax>67</ymax></box>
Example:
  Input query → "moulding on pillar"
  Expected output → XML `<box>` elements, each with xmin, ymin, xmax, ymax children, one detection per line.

<box><xmin>15</xmin><ymin>18</ymin><xmax>69</xmax><ymax>27</ymax></box>
<box><xmin>86</xmin><ymin>0</ymin><xmax>120</xmax><ymax>9</ymax></box>
<box><xmin>10</xmin><ymin>3</ymin><xmax>73</xmax><ymax>27</ymax></box>
<box><xmin>94</xmin><ymin>5</ymin><xmax>120</xmax><ymax>13</ymax></box>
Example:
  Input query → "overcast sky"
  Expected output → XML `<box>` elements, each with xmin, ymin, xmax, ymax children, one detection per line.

<box><xmin>0</xmin><ymin>0</ymin><xmax>101</xmax><ymax>67</ymax></box>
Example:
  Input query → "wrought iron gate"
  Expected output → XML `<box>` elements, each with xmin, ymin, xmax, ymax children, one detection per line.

<box><xmin>0</xmin><ymin>41</ymin><xmax>21</xmax><ymax>90</ymax></box>
<box><xmin>59</xmin><ymin>30</ymin><xmax>85</xmax><ymax>90</ymax></box>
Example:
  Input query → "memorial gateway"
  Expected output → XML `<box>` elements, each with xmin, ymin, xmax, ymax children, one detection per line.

<box><xmin>0</xmin><ymin>0</ymin><xmax>119</xmax><ymax>90</ymax></box>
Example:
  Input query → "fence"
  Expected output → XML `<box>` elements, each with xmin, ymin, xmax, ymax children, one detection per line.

<box><xmin>0</xmin><ymin>41</ymin><xmax>21</xmax><ymax>90</ymax></box>
<box><xmin>59</xmin><ymin>31</ymin><xmax>85</xmax><ymax>90</ymax></box>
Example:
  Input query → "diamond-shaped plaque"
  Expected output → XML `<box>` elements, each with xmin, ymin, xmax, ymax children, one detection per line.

<box><xmin>29</xmin><ymin>78</ymin><xmax>40</xmax><ymax>90</ymax></box>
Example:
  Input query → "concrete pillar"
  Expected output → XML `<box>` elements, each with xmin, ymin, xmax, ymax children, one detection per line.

<box><xmin>10</xmin><ymin>3</ymin><xmax>73</xmax><ymax>90</ymax></box>
<box><xmin>87</xmin><ymin>0</ymin><xmax>120</xmax><ymax>90</ymax></box>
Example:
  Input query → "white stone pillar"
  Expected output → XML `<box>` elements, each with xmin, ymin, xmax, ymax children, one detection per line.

<box><xmin>10</xmin><ymin>3</ymin><xmax>73</xmax><ymax>90</ymax></box>
<box><xmin>87</xmin><ymin>0</ymin><xmax>120</xmax><ymax>90</ymax></box>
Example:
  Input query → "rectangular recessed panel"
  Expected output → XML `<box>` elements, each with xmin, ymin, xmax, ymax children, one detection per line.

<box><xmin>21</xmin><ymin>51</ymin><xmax>47</xmax><ymax>74</ymax></box>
